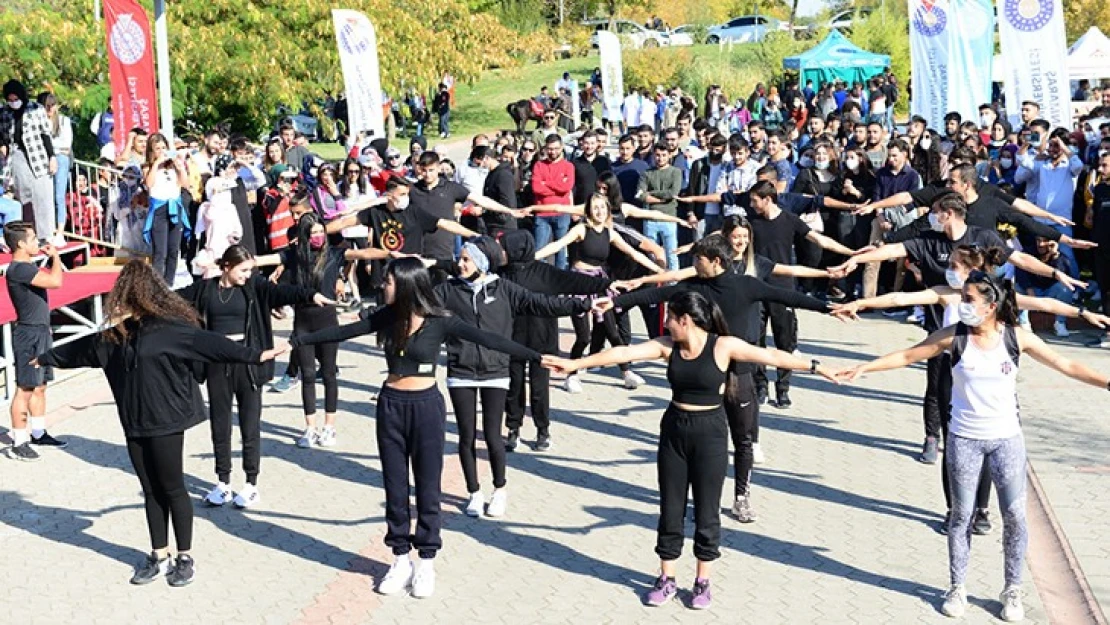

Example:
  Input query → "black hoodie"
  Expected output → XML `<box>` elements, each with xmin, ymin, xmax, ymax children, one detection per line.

<box><xmin>497</xmin><ymin>229</ymin><xmax>612</xmax><ymax>351</ymax></box>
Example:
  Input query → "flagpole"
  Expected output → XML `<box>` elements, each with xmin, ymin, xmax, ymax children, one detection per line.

<box><xmin>153</xmin><ymin>0</ymin><xmax>174</xmax><ymax>145</ymax></box>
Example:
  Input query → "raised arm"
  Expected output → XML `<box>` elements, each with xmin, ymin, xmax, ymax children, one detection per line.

<box><xmin>35</xmin><ymin>333</ymin><xmax>107</xmax><ymax>370</ymax></box>
<box><xmin>504</xmin><ymin>280</ymin><xmax>588</xmax><ymax>317</ymax></box>
<box><xmin>526</xmin><ymin>203</ymin><xmax>584</xmax><ymax>216</ymax></box>
<box><xmin>770</xmin><ymin>263</ymin><xmax>832</xmax><ymax>279</ymax></box>
<box><xmin>611</xmin><ymin>231</ymin><xmax>665</xmax><ymax>274</ymax></box>
<box><xmin>836</xmin><ymin>326</ymin><xmax>956</xmax><ymax>382</ymax></box>
<box><xmin>1015</xmin><ymin>294</ymin><xmax>1110</xmax><ymax>328</ymax></box>
<box><xmin>630</xmin><ymin>266</ymin><xmax>697</xmax><ymax>287</ymax></box>
<box><xmin>1021</xmin><ymin>328</ymin><xmax>1110</xmax><ymax>388</ymax></box>
<box><xmin>535</xmin><ymin>224</ymin><xmax>584</xmax><ymax>260</ymax></box>
<box><xmin>291</xmin><ymin>307</ymin><xmax>395</xmax><ymax>347</ymax></box>
<box><xmin>436</xmin><ymin>218</ymin><xmax>479</xmax><ymax>239</ymax></box>
<box><xmin>622</xmin><ymin>203</ymin><xmax>688</xmax><ymax>225</ymax></box>
<box><xmin>856</xmin><ymin>191</ymin><xmax>913</xmax><ymax>215</ymax></box>
<box><xmin>444</xmin><ymin>316</ymin><xmax>543</xmax><ymax>360</ymax></box>
<box><xmin>546</xmin><ymin>339</ymin><xmax>669</xmax><ymax>373</ymax></box>
<box><xmin>718</xmin><ymin>336</ymin><xmax>837</xmax><ymax>382</ymax></box>
<box><xmin>469</xmin><ymin>193</ymin><xmax>523</xmax><ymax>217</ymax></box>
<box><xmin>833</xmin><ymin>287</ymin><xmax>947</xmax><ymax>320</ymax></box>
<box><xmin>806</xmin><ymin>230</ymin><xmax>857</xmax><ymax>256</ymax></box>
<box><xmin>747</xmin><ymin>277</ymin><xmax>829</xmax><ymax>313</ymax></box>
<box><xmin>1008</xmin><ymin>250</ymin><xmax>1086</xmax><ymax>291</ymax></box>
<box><xmin>30</xmin><ymin>246</ymin><xmax>64</xmax><ymax>289</ymax></box>
<box><xmin>830</xmin><ymin>242</ymin><xmax>907</xmax><ymax>277</ymax></box>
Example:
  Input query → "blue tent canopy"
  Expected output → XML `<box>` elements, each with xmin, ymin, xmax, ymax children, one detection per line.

<box><xmin>782</xmin><ymin>30</ymin><xmax>891</xmax><ymax>88</ymax></box>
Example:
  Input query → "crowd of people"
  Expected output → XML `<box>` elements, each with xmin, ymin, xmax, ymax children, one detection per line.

<box><xmin>4</xmin><ymin>68</ymin><xmax>1110</xmax><ymax>621</ymax></box>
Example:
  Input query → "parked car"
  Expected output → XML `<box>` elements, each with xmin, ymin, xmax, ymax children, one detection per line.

<box><xmin>667</xmin><ymin>25</ymin><xmax>696</xmax><ymax>47</ymax></box>
<box><xmin>705</xmin><ymin>15</ymin><xmax>786</xmax><ymax>44</ymax></box>
<box><xmin>826</xmin><ymin>8</ymin><xmax>873</xmax><ymax>31</ymax></box>
<box><xmin>275</xmin><ymin>106</ymin><xmax>319</xmax><ymax>142</ymax></box>
<box><xmin>585</xmin><ymin>19</ymin><xmax>671</xmax><ymax>49</ymax></box>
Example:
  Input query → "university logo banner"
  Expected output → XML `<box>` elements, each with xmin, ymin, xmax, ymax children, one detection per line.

<box><xmin>333</xmin><ymin>9</ymin><xmax>385</xmax><ymax>143</ymax></box>
<box><xmin>909</xmin><ymin>0</ymin><xmax>993</xmax><ymax>129</ymax></box>
<box><xmin>104</xmin><ymin>0</ymin><xmax>158</xmax><ymax>150</ymax></box>
<box><xmin>996</xmin><ymin>0</ymin><xmax>1070</xmax><ymax>127</ymax></box>
<box><xmin>597</xmin><ymin>31</ymin><xmax>624</xmax><ymax>121</ymax></box>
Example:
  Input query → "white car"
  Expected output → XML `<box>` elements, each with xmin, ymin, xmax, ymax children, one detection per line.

<box><xmin>705</xmin><ymin>15</ymin><xmax>786</xmax><ymax>44</ymax></box>
<box><xmin>826</xmin><ymin>8</ymin><xmax>873</xmax><ymax>31</ymax></box>
<box><xmin>667</xmin><ymin>25</ymin><xmax>696</xmax><ymax>47</ymax></box>
<box><xmin>586</xmin><ymin>19</ymin><xmax>671</xmax><ymax>49</ymax></box>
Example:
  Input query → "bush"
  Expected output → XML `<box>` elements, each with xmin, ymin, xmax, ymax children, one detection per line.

<box><xmin>848</xmin><ymin>5</ymin><xmax>911</xmax><ymax>113</ymax></box>
<box><xmin>676</xmin><ymin>50</ymin><xmax>764</xmax><ymax>107</ymax></box>
<box><xmin>624</xmin><ymin>48</ymin><xmax>693</xmax><ymax>92</ymax></box>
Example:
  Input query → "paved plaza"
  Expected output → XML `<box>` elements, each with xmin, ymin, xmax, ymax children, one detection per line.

<box><xmin>2</xmin><ymin>309</ymin><xmax>1109</xmax><ymax>624</ymax></box>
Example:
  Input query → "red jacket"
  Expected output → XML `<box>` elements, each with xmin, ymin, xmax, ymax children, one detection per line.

<box><xmin>530</xmin><ymin>158</ymin><xmax>575</xmax><ymax>216</ymax></box>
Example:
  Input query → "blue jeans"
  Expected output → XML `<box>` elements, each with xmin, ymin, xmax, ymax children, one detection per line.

<box><xmin>53</xmin><ymin>153</ymin><xmax>71</xmax><ymax>231</ymax></box>
<box><xmin>438</xmin><ymin>111</ymin><xmax>450</xmax><ymax>136</ymax></box>
<box><xmin>533</xmin><ymin>214</ymin><xmax>571</xmax><ymax>270</ymax></box>
<box><xmin>1050</xmin><ymin>224</ymin><xmax>1078</xmax><ymax>272</ymax></box>
<box><xmin>644</xmin><ymin>220</ymin><xmax>679</xmax><ymax>270</ymax></box>
<box><xmin>1030</xmin><ymin>282</ymin><xmax>1075</xmax><ymax>323</ymax></box>
<box><xmin>0</xmin><ymin>197</ymin><xmax>22</xmax><ymax>237</ymax></box>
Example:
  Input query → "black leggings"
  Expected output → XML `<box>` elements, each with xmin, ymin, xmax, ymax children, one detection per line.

<box><xmin>127</xmin><ymin>433</ymin><xmax>192</xmax><ymax>552</ymax></box>
<box><xmin>293</xmin><ymin>306</ymin><xmax>338</xmax><ymax>416</ymax></box>
<box><xmin>506</xmin><ymin>358</ymin><xmax>550</xmax><ymax>433</ymax></box>
<box><xmin>937</xmin><ymin>355</ymin><xmax>992</xmax><ymax>510</ymax></box>
<box><xmin>724</xmin><ymin>370</ymin><xmax>759</xmax><ymax>498</ymax></box>
<box><xmin>207</xmin><ymin>362</ymin><xmax>263</xmax><ymax>485</ymax></box>
<box><xmin>448</xmin><ymin>386</ymin><xmax>509</xmax><ymax>493</ymax></box>
<box><xmin>570</xmin><ymin>312</ymin><xmax>629</xmax><ymax>373</ymax></box>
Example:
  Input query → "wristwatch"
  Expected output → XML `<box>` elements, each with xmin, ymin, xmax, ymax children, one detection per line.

<box><xmin>810</xmin><ymin>359</ymin><xmax>820</xmax><ymax>374</ymax></box>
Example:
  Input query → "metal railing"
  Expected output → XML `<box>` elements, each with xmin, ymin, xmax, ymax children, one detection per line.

<box><xmin>66</xmin><ymin>158</ymin><xmax>130</xmax><ymax>256</ymax></box>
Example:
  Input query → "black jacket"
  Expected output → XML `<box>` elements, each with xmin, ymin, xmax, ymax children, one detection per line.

<box><xmin>572</xmin><ymin>154</ymin><xmax>612</xmax><ymax>204</ymax></box>
<box><xmin>497</xmin><ymin>229</ymin><xmax>611</xmax><ymax>352</ymax></box>
<box><xmin>434</xmin><ymin>272</ymin><xmax>587</xmax><ymax>379</ymax></box>
<box><xmin>685</xmin><ymin>156</ymin><xmax>718</xmax><ymax>221</ymax></box>
<box><xmin>176</xmin><ymin>275</ymin><xmax>316</xmax><ymax>385</ymax></box>
<box><xmin>38</xmin><ymin>319</ymin><xmax>262</xmax><ymax>438</ymax></box>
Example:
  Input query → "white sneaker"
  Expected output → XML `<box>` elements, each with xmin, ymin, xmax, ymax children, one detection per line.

<box><xmin>376</xmin><ymin>555</ymin><xmax>413</xmax><ymax>596</ymax></box>
<box><xmin>752</xmin><ymin>443</ymin><xmax>765</xmax><ymax>465</ymax></box>
<box><xmin>204</xmin><ymin>482</ymin><xmax>232</xmax><ymax>506</ymax></box>
<box><xmin>465</xmin><ymin>491</ymin><xmax>485</xmax><ymax>518</ymax></box>
<box><xmin>318</xmin><ymin>426</ymin><xmax>337</xmax><ymax>447</ymax></box>
<box><xmin>563</xmin><ymin>374</ymin><xmax>583</xmax><ymax>394</ymax></box>
<box><xmin>486</xmin><ymin>488</ymin><xmax>508</xmax><ymax>517</ymax></box>
<box><xmin>50</xmin><ymin>233</ymin><xmax>67</xmax><ymax>248</ymax></box>
<box><xmin>906</xmin><ymin>306</ymin><xmax>925</xmax><ymax>324</ymax></box>
<box><xmin>1054</xmin><ymin>319</ymin><xmax>1071</xmax><ymax>337</ymax></box>
<box><xmin>411</xmin><ymin>558</ymin><xmax>435</xmax><ymax>598</ymax></box>
<box><xmin>297</xmin><ymin>428</ymin><xmax>318</xmax><ymax>448</ymax></box>
<box><xmin>233</xmin><ymin>484</ymin><xmax>260</xmax><ymax>509</ymax></box>
<box><xmin>999</xmin><ymin>586</ymin><xmax>1024</xmax><ymax>622</ymax></box>
<box><xmin>623</xmin><ymin>370</ymin><xmax>645</xmax><ymax>390</ymax></box>
<box><xmin>941</xmin><ymin>584</ymin><xmax>967</xmax><ymax>618</ymax></box>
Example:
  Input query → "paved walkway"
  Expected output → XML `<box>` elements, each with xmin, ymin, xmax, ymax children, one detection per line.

<box><xmin>2</xmin><ymin>309</ymin><xmax>1109</xmax><ymax>624</ymax></box>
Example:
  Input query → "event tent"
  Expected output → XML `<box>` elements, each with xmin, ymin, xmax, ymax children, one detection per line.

<box><xmin>782</xmin><ymin>30</ymin><xmax>891</xmax><ymax>88</ymax></box>
<box><xmin>1067</xmin><ymin>26</ymin><xmax>1110</xmax><ymax>82</ymax></box>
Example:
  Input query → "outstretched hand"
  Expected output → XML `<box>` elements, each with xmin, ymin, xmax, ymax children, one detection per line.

<box><xmin>591</xmin><ymin>297</ymin><xmax>614</xmax><ymax>315</ymax></box>
<box><xmin>541</xmin><ymin>354</ymin><xmax>577</xmax><ymax>374</ymax></box>
<box><xmin>833</xmin><ymin>366</ymin><xmax>864</xmax><ymax>383</ymax></box>
<box><xmin>261</xmin><ymin>339</ymin><xmax>292</xmax><ymax>361</ymax></box>
<box><xmin>611</xmin><ymin>279</ymin><xmax>642</xmax><ymax>292</ymax></box>
<box><xmin>828</xmin><ymin>302</ymin><xmax>860</xmax><ymax>322</ymax></box>
<box><xmin>313</xmin><ymin>293</ymin><xmax>337</xmax><ymax>307</ymax></box>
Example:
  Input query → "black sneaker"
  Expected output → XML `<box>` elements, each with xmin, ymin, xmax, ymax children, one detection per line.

<box><xmin>130</xmin><ymin>553</ymin><xmax>171</xmax><ymax>585</ymax></box>
<box><xmin>505</xmin><ymin>429</ymin><xmax>520</xmax><ymax>452</ymax></box>
<box><xmin>972</xmin><ymin>509</ymin><xmax>992</xmax><ymax>535</ymax></box>
<box><xmin>30</xmin><ymin>431</ymin><xmax>68</xmax><ymax>448</ymax></box>
<box><xmin>167</xmin><ymin>554</ymin><xmax>195</xmax><ymax>587</ymax></box>
<box><xmin>6</xmin><ymin>442</ymin><xmax>40</xmax><ymax>462</ymax></box>
<box><xmin>535</xmin><ymin>432</ymin><xmax>552</xmax><ymax>452</ymax></box>
<box><xmin>774</xmin><ymin>389</ymin><xmax>791</xmax><ymax>409</ymax></box>
<box><xmin>756</xmin><ymin>388</ymin><xmax>769</xmax><ymax>406</ymax></box>
<box><xmin>938</xmin><ymin>510</ymin><xmax>951</xmax><ymax>535</ymax></box>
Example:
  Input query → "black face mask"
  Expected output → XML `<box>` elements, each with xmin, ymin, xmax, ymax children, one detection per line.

<box><xmin>460</xmin><ymin>269</ymin><xmax>481</xmax><ymax>282</ymax></box>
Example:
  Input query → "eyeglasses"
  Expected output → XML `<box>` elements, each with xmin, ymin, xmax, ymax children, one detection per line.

<box><xmin>522</xmin><ymin>146</ymin><xmax>536</xmax><ymax>152</ymax></box>
<box><xmin>388</xmin><ymin>154</ymin><xmax>401</xmax><ymax>159</ymax></box>
<box><xmin>544</xmin><ymin>116</ymin><xmax>556</xmax><ymax>121</ymax></box>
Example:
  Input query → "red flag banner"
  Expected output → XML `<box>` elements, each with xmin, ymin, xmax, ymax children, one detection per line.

<box><xmin>104</xmin><ymin>0</ymin><xmax>158</xmax><ymax>151</ymax></box>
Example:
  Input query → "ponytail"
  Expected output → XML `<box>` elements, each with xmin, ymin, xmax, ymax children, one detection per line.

<box><xmin>666</xmin><ymin>290</ymin><xmax>730</xmax><ymax>337</ymax></box>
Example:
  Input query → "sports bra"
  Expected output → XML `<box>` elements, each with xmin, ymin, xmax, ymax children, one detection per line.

<box><xmin>578</xmin><ymin>226</ymin><xmax>610</xmax><ymax>267</ymax></box>
<box><xmin>667</xmin><ymin>334</ymin><xmax>728</xmax><ymax>405</ymax></box>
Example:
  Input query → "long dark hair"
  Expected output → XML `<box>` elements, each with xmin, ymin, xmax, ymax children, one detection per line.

<box><xmin>105</xmin><ymin>260</ymin><xmax>200</xmax><ymax>343</ymax></box>
<box><xmin>965</xmin><ymin>270</ymin><xmax>1020</xmax><ymax>326</ymax></box>
<box><xmin>339</xmin><ymin>157</ymin><xmax>367</xmax><ymax>197</ymax></box>
<box><xmin>721</xmin><ymin>215</ymin><xmax>756</xmax><ymax>276</ymax></box>
<box><xmin>219</xmin><ymin>244</ymin><xmax>255</xmax><ymax>271</ymax></box>
<box><xmin>384</xmin><ymin>257</ymin><xmax>449</xmax><ymax>352</ymax></box>
<box><xmin>596</xmin><ymin>171</ymin><xmax>623</xmax><ymax>207</ymax></box>
<box><xmin>293</xmin><ymin>213</ymin><xmax>327</xmax><ymax>290</ymax></box>
<box><xmin>667</xmin><ymin>290</ymin><xmax>729</xmax><ymax>337</ymax></box>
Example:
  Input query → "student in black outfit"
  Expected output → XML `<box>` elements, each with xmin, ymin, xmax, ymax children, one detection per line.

<box><xmin>4</xmin><ymin>222</ymin><xmax>66</xmax><ymax>461</ymax></box>
<box><xmin>606</xmin><ymin>234</ymin><xmax>831</xmax><ymax>523</ymax></box>
<box><xmin>35</xmin><ymin>260</ymin><xmax>287</xmax><ymax>587</ymax></box>
<box><xmin>291</xmin><ymin>257</ymin><xmax>543</xmax><ymax>599</ymax></box>
<box><xmin>435</xmin><ymin>236</ymin><xmax>591</xmax><ymax>518</ymax></box>
<box><xmin>498</xmin><ymin>229</ymin><xmax>613</xmax><ymax>451</ymax></box>
<box><xmin>177</xmin><ymin>245</ymin><xmax>333</xmax><ymax>509</ymax></box>
<box><xmin>543</xmin><ymin>290</ymin><xmax>837</xmax><ymax>610</ymax></box>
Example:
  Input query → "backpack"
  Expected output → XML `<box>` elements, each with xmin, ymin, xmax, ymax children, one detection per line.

<box><xmin>950</xmin><ymin>322</ymin><xmax>1020</xmax><ymax>368</ymax></box>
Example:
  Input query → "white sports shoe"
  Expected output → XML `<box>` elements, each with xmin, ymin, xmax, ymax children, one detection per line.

<box><xmin>941</xmin><ymin>584</ymin><xmax>967</xmax><ymax>618</ymax></box>
<box><xmin>999</xmin><ymin>586</ymin><xmax>1025</xmax><ymax>622</ymax></box>
<box><xmin>376</xmin><ymin>555</ymin><xmax>413</xmax><ymax>595</ymax></box>
<box><xmin>623</xmin><ymin>370</ymin><xmax>645</xmax><ymax>390</ymax></box>
<box><xmin>411</xmin><ymin>558</ymin><xmax>436</xmax><ymax>598</ymax></box>
<box><xmin>486</xmin><ymin>488</ymin><xmax>508</xmax><ymax>517</ymax></box>
<box><xmin>465</xmin><ymin>491</ymin><xmax>485</xmax><ymax>518</ymax></box>
<box><xmin>204</xmin><ymin>482</ymin><xmax>232</xmax><ymax>506</ymax></box>
<box><xmin>752</xmin><ymin>443</ymin><xmax>765</xmax><ymax>465</ymax></box>
<box><xmin>233</xmin><ymin>484</ymin><xmax>260</xmax><ymax>509</ymax></box>
<box><xmin>318</xmin><ymin>426</ymin><xmax>337</xmax><ymax>447</ymax></box>
<box><xmin>297</xmin><ymin>428</ymin><xmax>318</xmax><ymax>449</ymax></box>
<box><xmin>563</xmin><ymin>374</ymin><xmax>583</xmax><ymax>394</ymax></box>
<box><xmin>1054</xmin><ymin>319</ymin><xmax>1071</xmax><ymax>337</ymax></box>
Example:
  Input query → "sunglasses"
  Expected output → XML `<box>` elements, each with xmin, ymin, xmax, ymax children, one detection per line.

<box><xmin>346</xmin><ymin>169</ymin><xmax>361</xmax><ymax>174</ymax></box>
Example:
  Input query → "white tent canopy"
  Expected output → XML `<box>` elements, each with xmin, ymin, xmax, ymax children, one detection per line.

<box><xmin>1068</xmin><ymin>26</ymin><xmax>1110</xmax><ymax>82</ymax></box>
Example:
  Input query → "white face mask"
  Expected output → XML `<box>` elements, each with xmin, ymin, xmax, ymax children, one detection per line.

<box><xmin>928</xmin><ymin>212</ymin><xmax>946</xmax><ymax>232</ymax></box>
<box><xmin>7</xmin><ymin>100</ymin><xmax>22</xmax><ymax>111</ymax></box>
<box><xmin>979</xmin><ymin>115</ymin><xmax>991</xmax><ymax>128</ymax></box>
<box><xmin>920</xmin><ymin>136</ymin><xmax>932</xmax><ymax>150</ymax></box>
<box><xmin>814</xmin><ymin>159</ymin><xmax>830</xmax><ymax>170</ymax></box>
<box><xmin>393</xmin><ymin>194</ymin><xmax>410</xmax><ymax>210</ymax></box>
<box><xmin>945</xmin><ymin>268</ymin><xmax>965</xmax><ymax>289</ymax></box>
<box><xmin>999</xmin><ymin>157</ymin><xmax>1014</xmax><ymax>169</ymax></box>
<box><xmin>844</xmin><ymin>157</ymin><xmax>860</xmax><ymax>171</ymax></box>
<box><xmin>799</xmin><ymin>156</ymin><xmax>815</xmax><ymax>168</ymax></box>
<box><xmin>956</xmin><ymin>301</ymin><xmax>985</xmax><ymax>327</ymax></box>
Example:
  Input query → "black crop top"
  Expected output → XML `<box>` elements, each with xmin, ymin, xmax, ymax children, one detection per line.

<box><xmin>667</xmin><ymin>334</ymin><xmax>727</xmax><ymax>405</ymax></box>
<box><xmin>207</xmin><ymin>286</ymin><xmax>247</xmax><ymax>335</ymax></box>
<box><xmin>578</xmin><ymin>226</ymin><xmax>610</xmax><ymax>267</ymax></box>
<box><xmin>289</xmin><ymin>306</ymin><xmax>542</xmax><ymax>377</ymax></box>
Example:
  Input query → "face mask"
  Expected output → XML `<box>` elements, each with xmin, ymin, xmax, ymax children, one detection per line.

<box><xmin>979</xmin><ymin>115</ymin><xmax>991</xmax><ymax>128</ymax></box>
<box><xmin>394</xmin><ymin>195</ymin><xmax>410</xmax><ymax>210</ymax></box>
<box><xmin>814</xmin><ymin>159</ymin><xmax>830</xmax><ymax>170</ymax></box>
<box><xmin>7</xmin><ymin>100</ymin><xmax>22</xmax><ymax>111</ymax></box>
<box><xmin>999</xmin><ymin>157</ymin><xmax>1014</xmax><ymax>169</ymax></box>
<box><xmin>799</xmin><ymin>156</ymin><xmax>814</xmax><ymax>168</ymax></box>
<box><xmin>309</xmin><ymin>234</ymin><xmax>327</xmax><ymax>250</ymax></box>
<box><xmin>945</xmin><ymin>269</ymin><xmax>965</xmax><ymax>289</ymax></box>
<box><xmin>844</xmin><ymin>157</ymin><xmax>860</xmax><ymax>171</ymax></box>
<box><xmin>956</xmin><ymin>301</ymin><xmax>985</xmax><ymax>327</ymax></box>
<box><xmin>920</xmin><ymin>136</ymin><xmax>932</xmax><ymax>150</ymax></box>
<box><xmin>928</xmin><ymin>212</ymin><xmax>945</xmax><ymax>232</ymax></box>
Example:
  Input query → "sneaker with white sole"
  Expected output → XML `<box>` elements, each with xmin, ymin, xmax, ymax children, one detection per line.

<box><xmin>941</xmin><ymin>584</ymin><xmax>967</xmax><ymax>617</ymax></box>
<box><xmin>411</xmin><ymin>558</ymin><xmax>435</xmax><ymax>598</ymax></box>
<box><xmin>563</xmin><ymin>374</ymin><xmax>583</xmax><ymax>394</ymax></box>
<box><xmin>999</xmin><ymin>586</ymin><xmax>1024</xmax><ymax>622</ymax></box>
<box><xmin>486</xmin><ymin>488</ymin><xmax>508</xmax><ymax>517</ymax></box>
<box><xmin>270</xmin><ymin>373</ymin><xmax>300</xmax><ymax>393</ymax></box>
<box><xmin>204</xmin><ymin>482</ymin><xmax>232</xmax><ymax>506</ymax></box>
<box><xmin>233</xmin><ymin>484</ymin><xmax>260</xmax><ymax>509</ymax></box>
<box><xmin>1054</xmin><ymin>319</ymin><xmax>1071</xmax><ymax>337</ymax></box>
<box><xmin>297</xmin><ymin>428</ymin><xmax>318</xmax><ymax>449</ymax></box>
<box><xmin>376</xmin><ymin>555</ymin><xmax>414</xmax><ymax>595</ymax></box>
<box><xmin>752</xmin><ymin>443</ymin><xmax>765</xmax><ymax>464</ymax></box>
<box><xmin>623</xmin><ymin>370</ymin><xmax>645</xmax><ymax>389</ymax></box>
<box><xmin>465</xmin><ymin>491</ymin><xmax>485</xmax><ymax>517</ymax></box>
<box><xmin>907</xmin><ymin>305</ymin><xmax>925</xmax><ymax>324</ymax></box>
<box><xmin>318</xmin><ymin>426</ymin><xmax>337</xmax><ymax>447</ymax></box>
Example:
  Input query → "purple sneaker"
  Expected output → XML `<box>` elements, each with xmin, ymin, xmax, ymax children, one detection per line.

<box><xmin>645</xmin><ymin>575</ymin><xmax>678</xmax><ymax>606</ymax></box>
<box><xmin>690</xmin><ymin>578</ymin><xmax>712</xmax><ymax>609</ymax></box>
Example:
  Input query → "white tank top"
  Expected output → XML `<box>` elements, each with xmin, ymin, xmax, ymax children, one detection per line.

<box><xmin>949</xmin><ymin>328</ymin><xmax>1021</xmax><ymax>440</ymax></box>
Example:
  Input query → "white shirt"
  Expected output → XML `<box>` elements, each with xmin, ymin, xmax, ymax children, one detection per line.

<box><xmin>639</xmin><ymin>98</ymin><xmax>657</xmax><ymax>127</ymax></box>
<box><xmin>949</xmin><ymin>329</ymin><xmax>1021</xmax><ymax>440</ymax></box>
<box><xmin>705</xmin><ymin>162</ymin><xmax>724</xmax><ymax>216</ymax></box>
<box><xmin>149</xmin><ymin>168</ymin><xmax>181</xmax><ymax>201</ymax></box>
<box><xmin>622</xmin><ymin>94</ymin><xmax>641</xmax><ymax>128</ymax></box>
<box><xmin>51</xmin><ymin>115</ymin><xmax>73</xmax><ymax>152</ymax></box>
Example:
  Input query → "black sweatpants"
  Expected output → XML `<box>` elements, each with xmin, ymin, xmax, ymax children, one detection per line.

<box><xmin>937</xmin><ymin>355</ymin><xmax>992</xmax><ymax>510</ymax></box>
<box><xmin>207</xmin><ymin>362</ymin><xmax>263</xmax><ymax>485</ymax></box>
<box><xmin>377</xmin><ymin>386</ymin><xmax>446</xmax><ymax>559</ymax></box>
<box><xmin>656</xmin><ymin>404</ymin><xmax>729</xmax><ymax>562</ymax></box>
<box><xmin>724</xmin><ymin>370</ymin><xmax>759</xmax><ymax>498</ymax></box>
<box><xmin>150</xmin><ymin>206</ymin><xmax>183</xmax><ymax>284</ymax></box>
<box><xmin>921</xmin><ymin>307</ymin><xmax>944</xmax><ymax>439</ymax></box>
<box><xmin>126</xmin><ymin>432</ymin><xmax>192</xmax><ymax>552</ymax></box>
<box><xmin>571</xmin><ymin>312</ymin><xmax>629</xmax><ymax>372</ymax></box>
<box><xmin>506</xmin><ymin>358</ymin><xmax>550</xmax><ymax>433</ymax></box>
<box><xmin>449</xmin><ymin>386</ymin><xmax>509</xmax><ymax>493</ymax></box>
<box><xmin>293</xmin><ymin>306</ymin><xmax>338</xmax><ymax>416</ymax></box>
<box><xmin>755</xmin><ymin>301</ymin><xmax>798</xmax><ymax>393</ymax></box>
